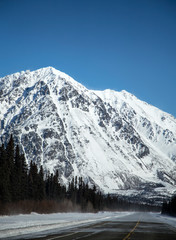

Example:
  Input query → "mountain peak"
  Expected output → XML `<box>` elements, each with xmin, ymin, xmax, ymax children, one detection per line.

<box><xmin>38</xmin><ymin>66</ymin><xmax>62</xmax><ymax>75</ymax></box>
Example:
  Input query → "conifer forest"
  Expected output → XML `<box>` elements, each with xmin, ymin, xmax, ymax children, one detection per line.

<box><xmin>162</xmin><ymin>195</ymin><xmax>176</xmax><ymax>217</ymax></box>
<box><xmin>0</xmin><ymin>136</ymin><xmax>159</xmax><ymax>215</ymax></box>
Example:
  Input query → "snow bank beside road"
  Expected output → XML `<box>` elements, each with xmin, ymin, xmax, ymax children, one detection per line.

<box><xmin>155</xmin><ymin>212</ymin><xmax>176</xmax><ymax>229</ymax></box>
<box><xmin>2</xmin><ymin>211</ymin><xmax>176</xmax><ymax>239</ymax></box>
<box><xmin>0</xmin><ymin>211</ymin><xmax>131</xmax><ymax>239</ymax></box>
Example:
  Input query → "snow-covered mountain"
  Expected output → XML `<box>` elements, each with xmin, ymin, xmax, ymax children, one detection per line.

<box><xmin>0</xmin><ymin>67</ymin><xmax>176</xmax><ymax>203</ymax></box>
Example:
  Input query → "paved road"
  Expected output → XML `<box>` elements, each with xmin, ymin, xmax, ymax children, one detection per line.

<box><xmin>33</xmin><ymin>212</ymin><xmax>176</xmax><ymax>240</ymax></box>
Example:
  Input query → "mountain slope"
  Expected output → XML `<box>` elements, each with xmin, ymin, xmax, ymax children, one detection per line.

<box><xmin>0</xmin><ymin>67</ymin><xmax>176</xmax><ymax>203</ymax></box>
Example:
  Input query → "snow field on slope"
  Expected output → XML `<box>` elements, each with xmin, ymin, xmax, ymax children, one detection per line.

<box><xmin>95</xmin><ymin>89</ymin><xmax>176</xmax><ymax>133</ymax></box>
<box><xmin>95</xmin><ymin>89</ymin><xmax>176</xmax><ymax>160</ymax></box>
<box><xmin>64</xmin><ymin>108</ymin><xmax>129</xmax><ymax>191</ymax></box>
<box><xmin>95</xmin><ymin>89</ymin><xmax>176</xmax><ymax>171</ymax></box>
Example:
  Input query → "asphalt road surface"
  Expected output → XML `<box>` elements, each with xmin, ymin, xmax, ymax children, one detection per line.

<box><xmin>32</xmin><ymin>212</ymin><xmax>176</xmax><ymax>240</ymax></box>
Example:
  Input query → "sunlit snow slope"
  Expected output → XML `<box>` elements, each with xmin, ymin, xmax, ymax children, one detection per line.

<box><xmin>0</xmin><ymin>67</ymin><xmax>176</xmax><ymax>202</ymax></box>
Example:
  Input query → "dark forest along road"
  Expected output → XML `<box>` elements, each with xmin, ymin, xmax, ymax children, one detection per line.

<box><xmin>34</xmin><ymin>212</ymin><xmax>176</xmax><ymax>240</ymax></box>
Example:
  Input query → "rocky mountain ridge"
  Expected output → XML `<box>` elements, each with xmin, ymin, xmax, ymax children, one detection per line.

<box><xmin>0</xmin><ymin>67</ymin><xmax>176</xmax><ymax>203</ymax></box>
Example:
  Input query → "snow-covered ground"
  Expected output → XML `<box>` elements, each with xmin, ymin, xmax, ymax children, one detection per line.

<box><xmin>1</xmin><ymin>211</ymin><xmax>176</xmax><ymax>239</ymax></box>
<box><xmin>156</xmin><ymin>212</ymin><xmax>176</xmax><ymax>229</ymax></box>
<box><xmin>0</xmin><ymin>211</ymin><xmax>130</xmax><ymax>239</ymax></box>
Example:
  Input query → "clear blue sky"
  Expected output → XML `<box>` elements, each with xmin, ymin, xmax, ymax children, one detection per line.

<box><xmin>0</xmin><ymin>0</ymin><xmax>176</xmax><ymax>117</ymax></box>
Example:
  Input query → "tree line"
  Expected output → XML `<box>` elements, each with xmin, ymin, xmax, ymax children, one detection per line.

<box><xmin>0</xmin><ymin>135</ymin><xmax>159</xmax><ymax>215</ymax></box>
<box><xmin>162</xmin><ymin>195</ymin><xmax>176</xmax><ymax>217</ymax></box>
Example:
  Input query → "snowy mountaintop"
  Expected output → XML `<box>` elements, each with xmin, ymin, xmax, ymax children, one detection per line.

<box><xmin>0</xmin><ymin>66</ymin><xmax>87</xmax><ymax>93</ymax></box>
<box><xmin>0</xmin><ymin>66</ymin><xmax>176</xmax><ymax>202</ymax></box>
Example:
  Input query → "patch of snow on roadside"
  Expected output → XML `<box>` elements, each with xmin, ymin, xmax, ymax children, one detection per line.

<box><xmin>0</xmin><ymin>211</ymin><xmax>131</xmax><ymax>239</ymax></box>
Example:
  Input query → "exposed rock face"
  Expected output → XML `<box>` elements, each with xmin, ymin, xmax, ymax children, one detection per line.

<box><xmin>0</xmin><ymin>67</ymin><xmax>176</xmax><ymax>202</ymax></box>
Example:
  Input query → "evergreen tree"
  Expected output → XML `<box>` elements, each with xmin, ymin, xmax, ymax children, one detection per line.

<box><xmin>170</xmin><ymin>195</ymin><xmax>176</xmax><ymax>216</ymax></box>
<box><xmin>38</xmin><ymin>165</ymin><xmax>45</xmax><ymax>200</ymax></box>
<box><xmin>161</xmin><ymin>195</ymin><xmax>176</xmax><ymax>217</ymax></box>
<box><xmin>20</xmin><ymin>153</ymin><xmax>28</xmax><ymax>200</ymax></box>
<box><xmin>6</xmin><ymin>135</ymin><xmax>15</xmax><ymax>201</ymax></box>
<box><xmin>13</xmin><ymin>145</ymin><xmax>22</xmax><ymax>201</ymax></box>
<box><xmin>28</xmin><ymin>161</ymin><xmax>39</xmax><ymax>200</ymax></box>
<box><xmin>0</xmin><ymin>144</ymin><xmax>11</xmax><ymax>202</ymax></box>
<box><xmin>51</xmin><ymin>171</ymin><xmax>60</xmax><ymax>199</ymax></box>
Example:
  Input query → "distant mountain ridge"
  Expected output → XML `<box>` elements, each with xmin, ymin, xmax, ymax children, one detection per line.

<box><xmin>0</xmin><ymin>67</ymin><xmax>176</xmax><ymax>204</ymax></box>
